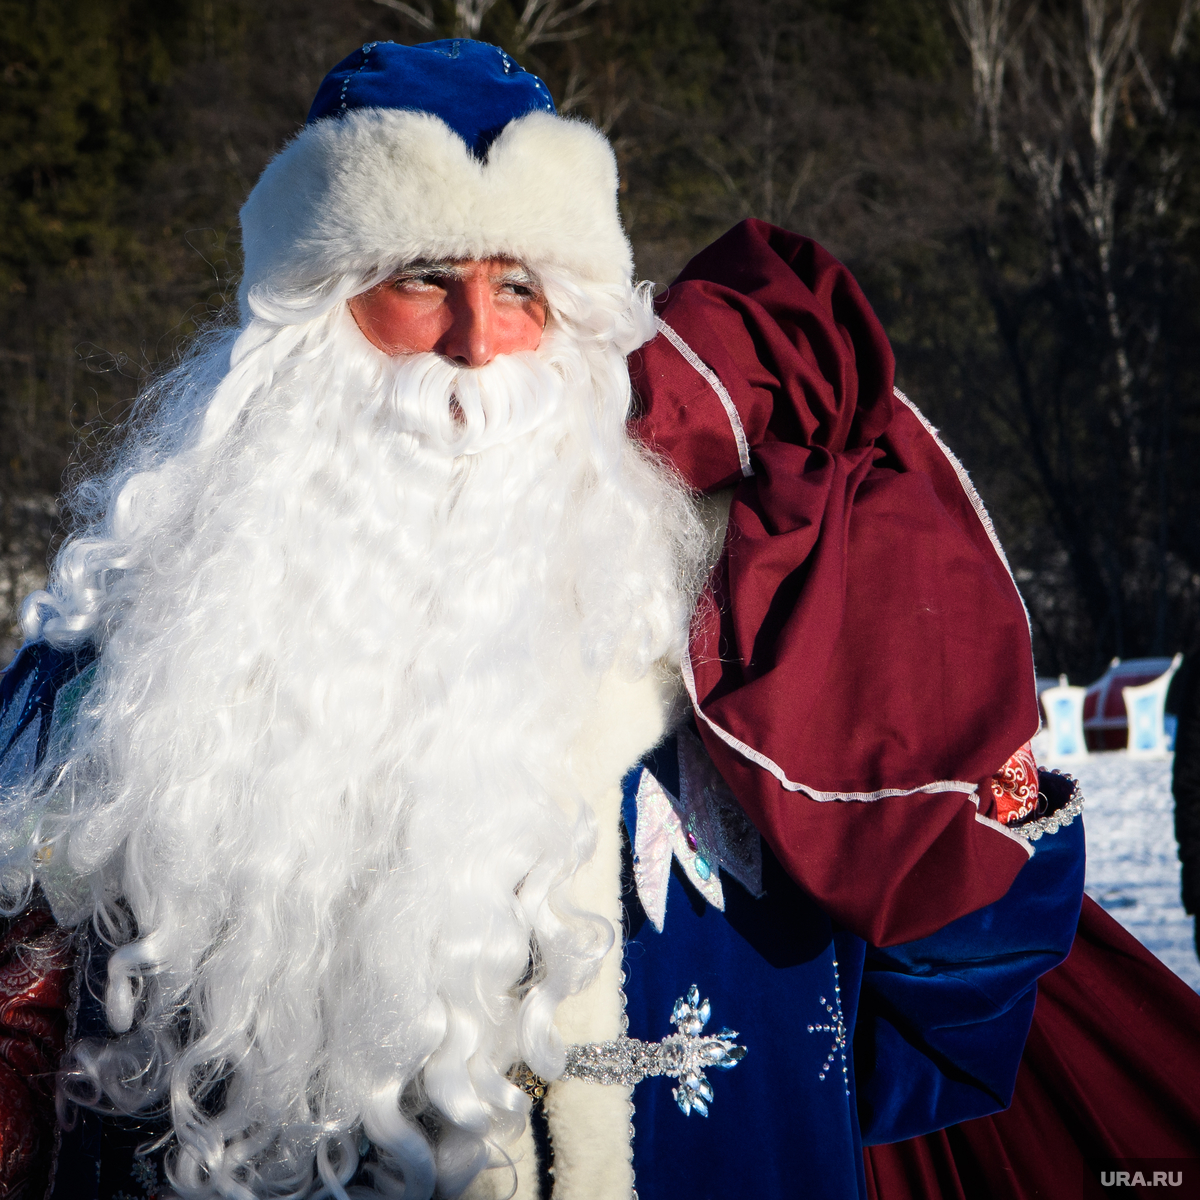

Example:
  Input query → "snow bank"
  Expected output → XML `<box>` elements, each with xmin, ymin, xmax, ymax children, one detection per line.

<box><xmin>1055</xmin><ymin>751</ymin><xmax>1200</xmax><ymax>991</ymax></box>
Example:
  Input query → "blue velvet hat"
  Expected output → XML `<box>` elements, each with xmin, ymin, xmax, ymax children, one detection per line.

<box><xmin>238</xmin><ymin>38</ymin><xmax>632</xmax><ymax>316</ymax></box>
<box><xmin>306</xmin><ymin>40</ymin><xmax>556</xmax><ymax>159</ymax></box>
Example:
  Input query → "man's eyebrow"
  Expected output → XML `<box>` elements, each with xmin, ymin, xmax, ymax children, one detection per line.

<box><xmin>492</xmin><ymin>264</ymin><xmax>541</xmax><ymax>290</ymax></box>
<box><xmin>391</xmin><ymin>259</ymin><xmax>467</xmax><ymax>281</ymax></box>
<box><xmin>391</xmin><ymin>260</ymin><xmax>541</xmax><ymax>288</ymax></box>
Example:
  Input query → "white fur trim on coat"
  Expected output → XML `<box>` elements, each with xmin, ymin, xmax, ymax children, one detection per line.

<box><xmin>238</xmin><ymin>108</ymin><xmax>632</xmax><ymax>318</ymax></box>
<box><xmin>464</xmin><ymin>665</ymin><xmax>680</xmax><ymax>1200</ymax></box>
<box><xmin>545</xmin><ymin>666</ymin><xmax>681</xmax><ymax>1200</ymax></box>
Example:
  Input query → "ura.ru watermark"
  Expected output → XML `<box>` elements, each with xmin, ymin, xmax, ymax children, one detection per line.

<box><xmin>1101</xmin><ymin>1171</ymin><xmax>1185</xmax><ymax>1187</ymax></box>
<box><xmin>1095</xmin><ymin>1160</ymin><xmax>1199</xmax><ymax>1196</ymax></box>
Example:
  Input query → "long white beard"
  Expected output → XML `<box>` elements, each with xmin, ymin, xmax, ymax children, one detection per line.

<box><xmin>16</xmin><ymin>305</ymin><xmax>704</xmax><ymax>1198</ymax></box>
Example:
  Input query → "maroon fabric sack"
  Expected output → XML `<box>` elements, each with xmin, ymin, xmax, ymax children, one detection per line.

<box><xmin>632</xmin><ymin>219</ymin><xmax>1039</xmax><ymax>945</ymax></box>
<box><xmin>864</xmin><ymin>896</ymin><xmax>1200</xmax><ymax>1199</ymax></box>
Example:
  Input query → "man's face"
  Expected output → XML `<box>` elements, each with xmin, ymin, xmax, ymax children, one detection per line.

<box><xmin>348</xmin><ymin>257</ymin><xmax>548</xmax><ymax>365</ymax></box>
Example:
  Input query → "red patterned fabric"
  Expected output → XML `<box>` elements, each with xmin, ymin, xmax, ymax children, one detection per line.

<box><xmin>863</xmin><ymin>896</ymin><xmax>1200</xmax><ymax>1198</ymax></box>
<box><xmin>0</xmin><ymin>900</ymin><xmax>72</xmax><ymax>1200</ymax></box>
<box><xmin>631</xmin><ymin>220</ymin><xmax>1039</xmax><ymax>946</ymax></box>
<box><xmin>991</xmin><ymin>743</ymin><xmax>1040</xmax><ymax>825</ymax></box>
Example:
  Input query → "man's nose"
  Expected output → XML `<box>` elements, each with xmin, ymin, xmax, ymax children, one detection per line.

<box><xmin>437</xmin><ymin>284</ymin><xmax>496</xmax><ymax>367</ymax></box>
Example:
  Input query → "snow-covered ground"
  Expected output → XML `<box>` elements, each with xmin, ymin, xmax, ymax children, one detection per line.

<box><xmin>1055</xmin><ymin>750</ymin><xmax>1200</xmax><ymax>992</ymax></box>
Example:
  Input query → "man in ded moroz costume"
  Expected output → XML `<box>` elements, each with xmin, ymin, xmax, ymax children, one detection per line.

<box><xmin>1</xmin><ymin>38</ymin><xmax>1199</xmax><ymax>1200</ymax></box>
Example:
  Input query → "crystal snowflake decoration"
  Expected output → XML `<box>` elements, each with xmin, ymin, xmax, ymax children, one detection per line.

<box><xmin>669</xmin><ymin>984</ymin><xmax>746</xmax><ymax>1117</ymax></box>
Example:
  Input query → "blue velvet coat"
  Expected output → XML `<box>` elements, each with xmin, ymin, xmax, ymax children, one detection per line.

<box><xmin>619</xmin><ymin>735</ymin><xmax>1085</xmax><ymax>1200</ymax></box>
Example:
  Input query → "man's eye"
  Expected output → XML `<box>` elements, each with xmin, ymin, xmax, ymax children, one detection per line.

<box><xmin>503</xmin><ymin>283</ymin><xmax>536</xmax><ymax>298</ymax></box>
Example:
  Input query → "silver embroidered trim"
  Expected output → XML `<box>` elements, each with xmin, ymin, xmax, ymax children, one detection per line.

<box><xmin>560</xmin><ymin>985</ymin><xmax>746</xmax><ymax>1117</ymax></box>
<box><xmin>654</xmin><ymin>317</ymin><xmax>753</xmax><ymax>478</ymax></box>
<box><xmin>681</xmin><ymin>644</ymin><xmax>982</xmax><ymax>802</ymax></box>
<box><xmin>893</xmin><ymin>388</ymin><xmax>1018</xmax><ymax>590</ymax></box>
<box><xmin>1017</xmin><ymin>776</ymin><xmax>1084</xmax><ymax>841</ymax></box>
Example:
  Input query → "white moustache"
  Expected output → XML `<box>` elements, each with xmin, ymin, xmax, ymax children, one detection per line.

<box><xmin>386</xmin><ymin>351</ymin><xmax>564</xmax><ymax>457</ymax></box>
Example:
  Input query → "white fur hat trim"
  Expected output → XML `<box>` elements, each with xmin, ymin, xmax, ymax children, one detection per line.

<box><xmin>238</xmin><ymin>108</ymin><xmax>633</xmax><ymax>317</ymax></box>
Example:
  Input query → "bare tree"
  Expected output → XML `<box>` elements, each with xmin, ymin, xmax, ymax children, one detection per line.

<box><xmin>952</xmin><ymin>0</ymin><xmax>1199</xmax><ymax>665</ymax></box>
<box><xmin>454</xmin><ymin>0</ymin><xmax>501</xmax><ymax>37</ymax></box>
<box><xmin>370</xmin><ymin>0</ymin><xmax>437</xmax><ymax>32</ymax></box>
<box><xmin>666</xmin><ymin>2</ymin><xmax>831</xmax><ymax>231</ymax></box>
<box><xmin>950</xmin><ymin>0</ymin><xmax>1027</xmax><ymax>151</ymax></box>
<box><xmin>1069</xmin><ymin>0</ymin><xmax>1140</xmax><ymax>438</ymax></box>
<box><xmin>513</xmin><ymin>0</ymin><xmax>605</xmax><ymax>52</ymax></box>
